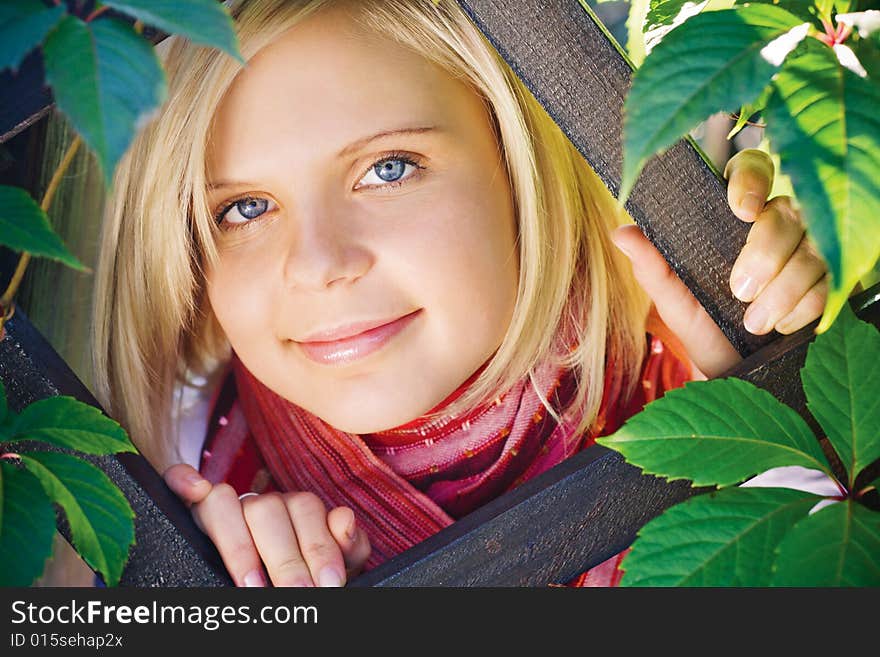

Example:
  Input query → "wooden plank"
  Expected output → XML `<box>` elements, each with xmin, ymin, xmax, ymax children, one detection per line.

<box><xmin>0</xmin><ymin>308</ymin><xmax>232</xmax><ymax>586</ymax></box>
<box><xmin>457</xmin><ymin>0</ymin><xmax>773</xmax><ymax>357</ymax></box>
<box><xmin>351</xmin><ymin>286</ymin><xmax>880</xmax><ymax>586</ymax></box>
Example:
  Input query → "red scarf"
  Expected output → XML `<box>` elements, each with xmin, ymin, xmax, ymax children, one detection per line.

<box><xmin>199</xmin><ymin>313</ymin><xmax>691</xmax><ymax>581</ymax></box>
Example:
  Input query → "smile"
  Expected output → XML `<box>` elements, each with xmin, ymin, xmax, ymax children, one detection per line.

<box><xmin>294</xmin><ymin>309</ymin><xmax>422</xmax><ymax>366</ymax></box>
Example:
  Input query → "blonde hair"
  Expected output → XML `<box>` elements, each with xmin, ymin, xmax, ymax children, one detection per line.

<box><xmin>92</xmin><ymin>0</ymin><xmax>649</xmax><ymax>470</ymax></box>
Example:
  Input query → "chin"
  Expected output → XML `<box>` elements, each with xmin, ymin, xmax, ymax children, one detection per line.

<box><xmin>310</xmin><ymin>389</ymin><xmax>437</xmax><ymax>434</ymax></box>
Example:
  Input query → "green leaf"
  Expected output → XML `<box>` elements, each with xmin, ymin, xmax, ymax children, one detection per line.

<box><xmin>101</xmin><ymin>0</ymin><xmax>244</xmax><ymax>65</ymax></box>
<box><xmin>5</xmin><ymin>395</ymin><xmax>136</xmax><ymax>456</ymax></box>
<box><xmin>734</xmin><ymin>1</ymin><xmax>821</xmax><ymax>24</ymax></box>
<box><xmin>597</xmin><ymin>378</ymin><xmax>830</xmax><ymax>486</ymax></box>
<box><xmin>0</xmin><ymin>186</ymin><xmax>85</xmax><ymax>269</ymax></box>
<box><xmin>801</xmin><ymin>303</ymin><xmax>880</xmax><ymax>487</ymax></box>
<box><xmin>621</xmin><ymin>487</ymin><xmax>820</xmax><ymax>586</ymax></box>
<box><xmin>772</xmin><ymin>499</ymin><xmax>880</xmax><ymax>585</ymax></box>
<box><xmin>727</xmin><ymin>84</ymin><xmax>773</xmax><ymax>139</ymax></box>
<box><xmin>0</xmin><ymin>0</ymin><xmax>65</xmax><ymax>73</ymax></box>
<box><xmin>43</xmin><ymin>16</ymin><xmax>167</xmax><ymax>189</ymax></box>
<box><xmin>763</xmin><ymin>45</ymin><xmax>880</xmax><ymax>331</ymax></box>
<box><xmin>621</xmin><ymin>5</ymin><xmax>807</xmax><ymax>202</ymax></box>
<box><xmin>0</xmin><ymin>461</ymin><xmax>56</xmax><ymax>587</ymax></box>
<box><xmin>646</xmin><ymin>0</ymin><xmax>708</xmax><ymax>31</ymax></box>
<box><xmin>20</xmin><ymin>451</ymin><xmax>134</xmax><ymax>586</ymax></box>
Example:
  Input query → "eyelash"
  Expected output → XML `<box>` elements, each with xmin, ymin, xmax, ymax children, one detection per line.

<box><xmin>211</xmin><ymin>151</ymin><xmax>426</xmax><ymax>231</ymax></box>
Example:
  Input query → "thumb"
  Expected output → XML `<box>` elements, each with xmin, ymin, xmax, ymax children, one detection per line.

<box><xmin>163</xmin><ymin>463</ymin><xmax>213</xmax><ymax>506</ymax></box>
<box><xmin>611</xmin><ymin>224</ymin><xmax>740</xmax><ymax>378</ymax></box>
<box><xmin>327</xmin><ymin>506</ymin><xmax>371</xmax><ymax>579</ymax></box>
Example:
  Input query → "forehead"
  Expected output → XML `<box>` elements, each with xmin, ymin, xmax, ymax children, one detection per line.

<box><xmin>207</xmin><ymin>6</ymin><xmax>484</xmax><ymax>177</ymax></box>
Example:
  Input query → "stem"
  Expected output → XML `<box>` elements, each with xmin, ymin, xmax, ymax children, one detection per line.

<box><xmin>85</xmin><ymin>5</ymin><xmax>110</xmax><ymax>22</ymax></box>
<box><xmin>0</xmin><ymin>136</ymin><xmax>82</xmax><ymax>331</ymax></box>
<box><xmin>728</xmin><ymin>112</ymin><xmax>766</xmax><ymax>130</ymax></box>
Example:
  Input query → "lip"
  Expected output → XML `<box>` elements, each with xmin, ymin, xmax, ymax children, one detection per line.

<box><xmin>295</xmin><ymin>309</ymin><xmax>422</xmax><ymax>366</ymax></box>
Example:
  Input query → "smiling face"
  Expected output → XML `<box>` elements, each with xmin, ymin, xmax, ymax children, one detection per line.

<box><xmin>204</xmin><ymin>5</ymin><xmax>519</xmax><ymax>433</ymax></box>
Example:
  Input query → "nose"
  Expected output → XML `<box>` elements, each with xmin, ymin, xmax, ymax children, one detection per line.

<box><xmin>282</xmin><ymin>206</ymin><xmax>374</xmax><ymax>291</ymax></box>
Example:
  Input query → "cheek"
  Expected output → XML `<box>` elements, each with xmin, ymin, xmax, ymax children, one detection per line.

<box><xmin>398</xmin><ymin>173</ymin><xmax>519</xmax><ymax>341</ymax></box>
<box><xmin>205</xmin><ymin>249</ymin><xmax>277</xmax><ymax>348</ymax></box>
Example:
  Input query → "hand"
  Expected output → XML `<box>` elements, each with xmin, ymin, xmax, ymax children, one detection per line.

<box><xmin>611</xmin><ymin>148</ymin><xmax>828</xmax><ymax>379</ymax></box>
<box><xmin>164</xmin><ymin>464</ymin><xmax>371</xmax><ymax>587</ymax></box>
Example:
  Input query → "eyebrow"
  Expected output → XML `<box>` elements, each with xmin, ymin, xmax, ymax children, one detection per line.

<box><xmin>207</xmin><ymin>125</ymin><xmax>439</xmax><ymax>191</ymax></box>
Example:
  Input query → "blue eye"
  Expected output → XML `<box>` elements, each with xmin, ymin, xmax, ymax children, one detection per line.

<box><xmin>215</xmin><ymin>196</ymin><xmax>275</xmax><ymax>227</ymax></box>
<box><xmin>374</xmin><ymin>159</ymin><xmax>407</xmax><ymax>182</ymax></box>
<box><xmin>235</xmin><ymin>198</ymin><xmax>268</xmax><ymax>218</ymax></box>
<box><xmin>357</xmin><ymin>155</ymin><xmax>422</xmax><ymax>189</ymax></box>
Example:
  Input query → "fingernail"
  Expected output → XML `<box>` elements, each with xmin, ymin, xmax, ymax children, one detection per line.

<box><xmin>744</xmin><ymin>304</ymin><xmax>769</xmax><ymax>334</ymax></box>
<box><xmin>739</xmin><ymin>192</ymin><xmax>763</xmax><ymax>221</ymax></box>
<box><xmin>242</xmin><ymin>569</ymin><xmax>266</xmax><ymax>587</ymax></box>
<box><xmin>611</xmin><ymin>236</ymin><xmax>632</xmax><ymax>258</ymax></box>
<box><xmin>185</xmin><ymin>472</ymin><xmax>206</xmax><ymax>486</ymax></box>
<box><xmin>732</xmin><ymin>274</ymin><xmax>758</xmax><ymax>302</ymax></box>
<box><xmin>318</xmin><ymin>566</ymin><xmax>343</xmax><ymax>588</ymax></box>
<box><xmin>345</xmin><ymin>511</ymin><xmax>357</xmax><ymax>543</ymax></box>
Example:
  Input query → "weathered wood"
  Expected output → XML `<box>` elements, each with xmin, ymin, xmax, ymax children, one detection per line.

<box><xmin>456</xmin><ymin>0</ymin><xmax>773</xmax><ymax>358</ymax></box>
<box><xmin>0</xmin><ymin>308</ymin><xmax>231</xmax><ymax>586</ymax></box>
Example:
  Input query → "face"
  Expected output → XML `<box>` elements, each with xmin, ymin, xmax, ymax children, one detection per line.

<box><xmin>204</xmin><ymin>5</ymin><xmax>518</xmax><ymax>433</ymax></box>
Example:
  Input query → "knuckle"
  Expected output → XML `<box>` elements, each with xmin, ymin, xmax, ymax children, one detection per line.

<box><xmin>285</xmin><ymin>491</ymin><xmax>324</xmax><ymax>514</ymax></box>
<box><xmin>275</xmin><ymin>554</ymin><xmax>309</xmax><ymax>576</ymax></box>
<box><xmin>242</xmin><ymin>492</ymin><xmax>285</xmax><ymax>518</ymax></box>
<box><xmin>211</xmin><ymin>482</ymin><xmax>238</xmax><ymax>502</ymax></box>
<box><xmin>299</xmin><ymin>539</ymin><xmax>338</xmax><ymax>563</ymax></box>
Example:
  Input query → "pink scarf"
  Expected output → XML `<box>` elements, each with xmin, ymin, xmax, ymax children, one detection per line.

<box><xmin>200</xmin><ymin>313</ymin><xmax>691</xmax><ymax>579</ymax></box>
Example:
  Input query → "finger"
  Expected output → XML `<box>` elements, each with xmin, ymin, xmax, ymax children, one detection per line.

<box><xmin>327</xmin><ymin>506</ymin><xmax>372</xmax><ymax>578</ymax></box>
<box><xmin>241</xmin><ymin>493</ymin><xmax>314</xmax><ymax>587</ymax></box>
<box><xmin>723</xmin><ymin>148</ymin><xmax>775</xmax><ymax>223</ymax></box>
<box><xmin>163</xmin><ymin>463</ymin><xmax>213</xmax><ymax>506</ymax></box>
<box><xmin>285</xmin><ymin>492</ymin><xmax>347</xmax><ymax>587</ymax></box>
<box><xmin>742</xmin><ymin>239</ymin><xmax>827</xmax><ymax>335</ymax></box>
<box><xmin>612</xmin><ymin>224</ymin><xmax>740</xmax><ymax>378</ymax></box>
<box><xmin>193</xmin><ymin>482</ymin><xmax>267</xmax><ymax>587</ymax></box>
<box><xmin>729</xmin><ymin>197</ymin><xmax>804</xmax><ymax>302</ymax></box>
<box><xmin>774</xmin><ymin>275</ymin><xmax>828</xmax><ymax>335</ymax></box>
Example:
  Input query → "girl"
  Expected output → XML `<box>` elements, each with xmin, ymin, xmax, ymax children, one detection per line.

<box><xmin>92</xmin><ymin>0</ymin><xmax>828</xmax><ymax>587</ymax></box>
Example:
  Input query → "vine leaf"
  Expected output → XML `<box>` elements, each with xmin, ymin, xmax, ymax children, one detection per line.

<box><xmin>772</xmin><ymin>499</ymin><xmax>880</xmax><ymax>586</ymax></box>
<box><xmin>597</xmin><ymin>378</ymin><xmax>830</xmax><ymax>487</ymax></box>
<box><xmin>763</xmin><ymin>44</ymin><xmax>880</xmax><ymax>331</ymax></box>
<box><xmin>0</xmin><ymin>186</ymin><xmax>85</xmax><ymax>270</ymax></box>
<box><xmin>19</xmin><ymin>452</ymin><xmax>135</xmax><ymax>587</ymax></box>
<box><xmin>621</xmin><ymin>4</ymin><xmax>807</xmax><ymax>202</ymax></box>
<box><xmin>0</xmin><ymin>461</ymin><xmax>56</xmax><ymax>587</ymax></box>
<box><xmin>101</xmin><ymin>0</ymin><xmax>244</xmax><ymax>65</ymax></box>
<box><xmin>643</xmin><ymin>0</ymin><xmax>709</xmax><ymax>54</ymax></box>
<box><xmin>734</xmin><ymin>0</ymin><xmax>822</xmax><ymax>25</ymax></box>
<box><xmin>42</xmin><ymin>15</ymin><xmax>167</xmax><ymax>189</ymax></box>
<box><xmin>3</xmin><ymin>395</ymin><xmax>136</xmax><ymax>456</ymax></box>
<box><xmin>621</xmin><ymin>487</ymin><xmax>819</xmax><ymax>586</ymax></box>
<box><xmin>801</xmin><ymin>303</ymin><xmax>880</xmax><ymax>488</ymax></box>
<box><xmin>646</xmin><ymin>0</ymin><xmax>708</xmax><ymax>31</ymax></box>
<box><xmin>0</xmin><ymin>0</ymin><xmax>66</xmax><ymax>74</ymax></box>
<box><xmin>727</xmin><ymin>84</ymin><xmax>772</xmax><ymax>139</ymax></box>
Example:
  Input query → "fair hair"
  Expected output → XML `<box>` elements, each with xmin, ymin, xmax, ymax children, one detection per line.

<box><xmin>92</xmin><ymin>0</ymin><xmax>649</xmax><ymax>470</ymax></box>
